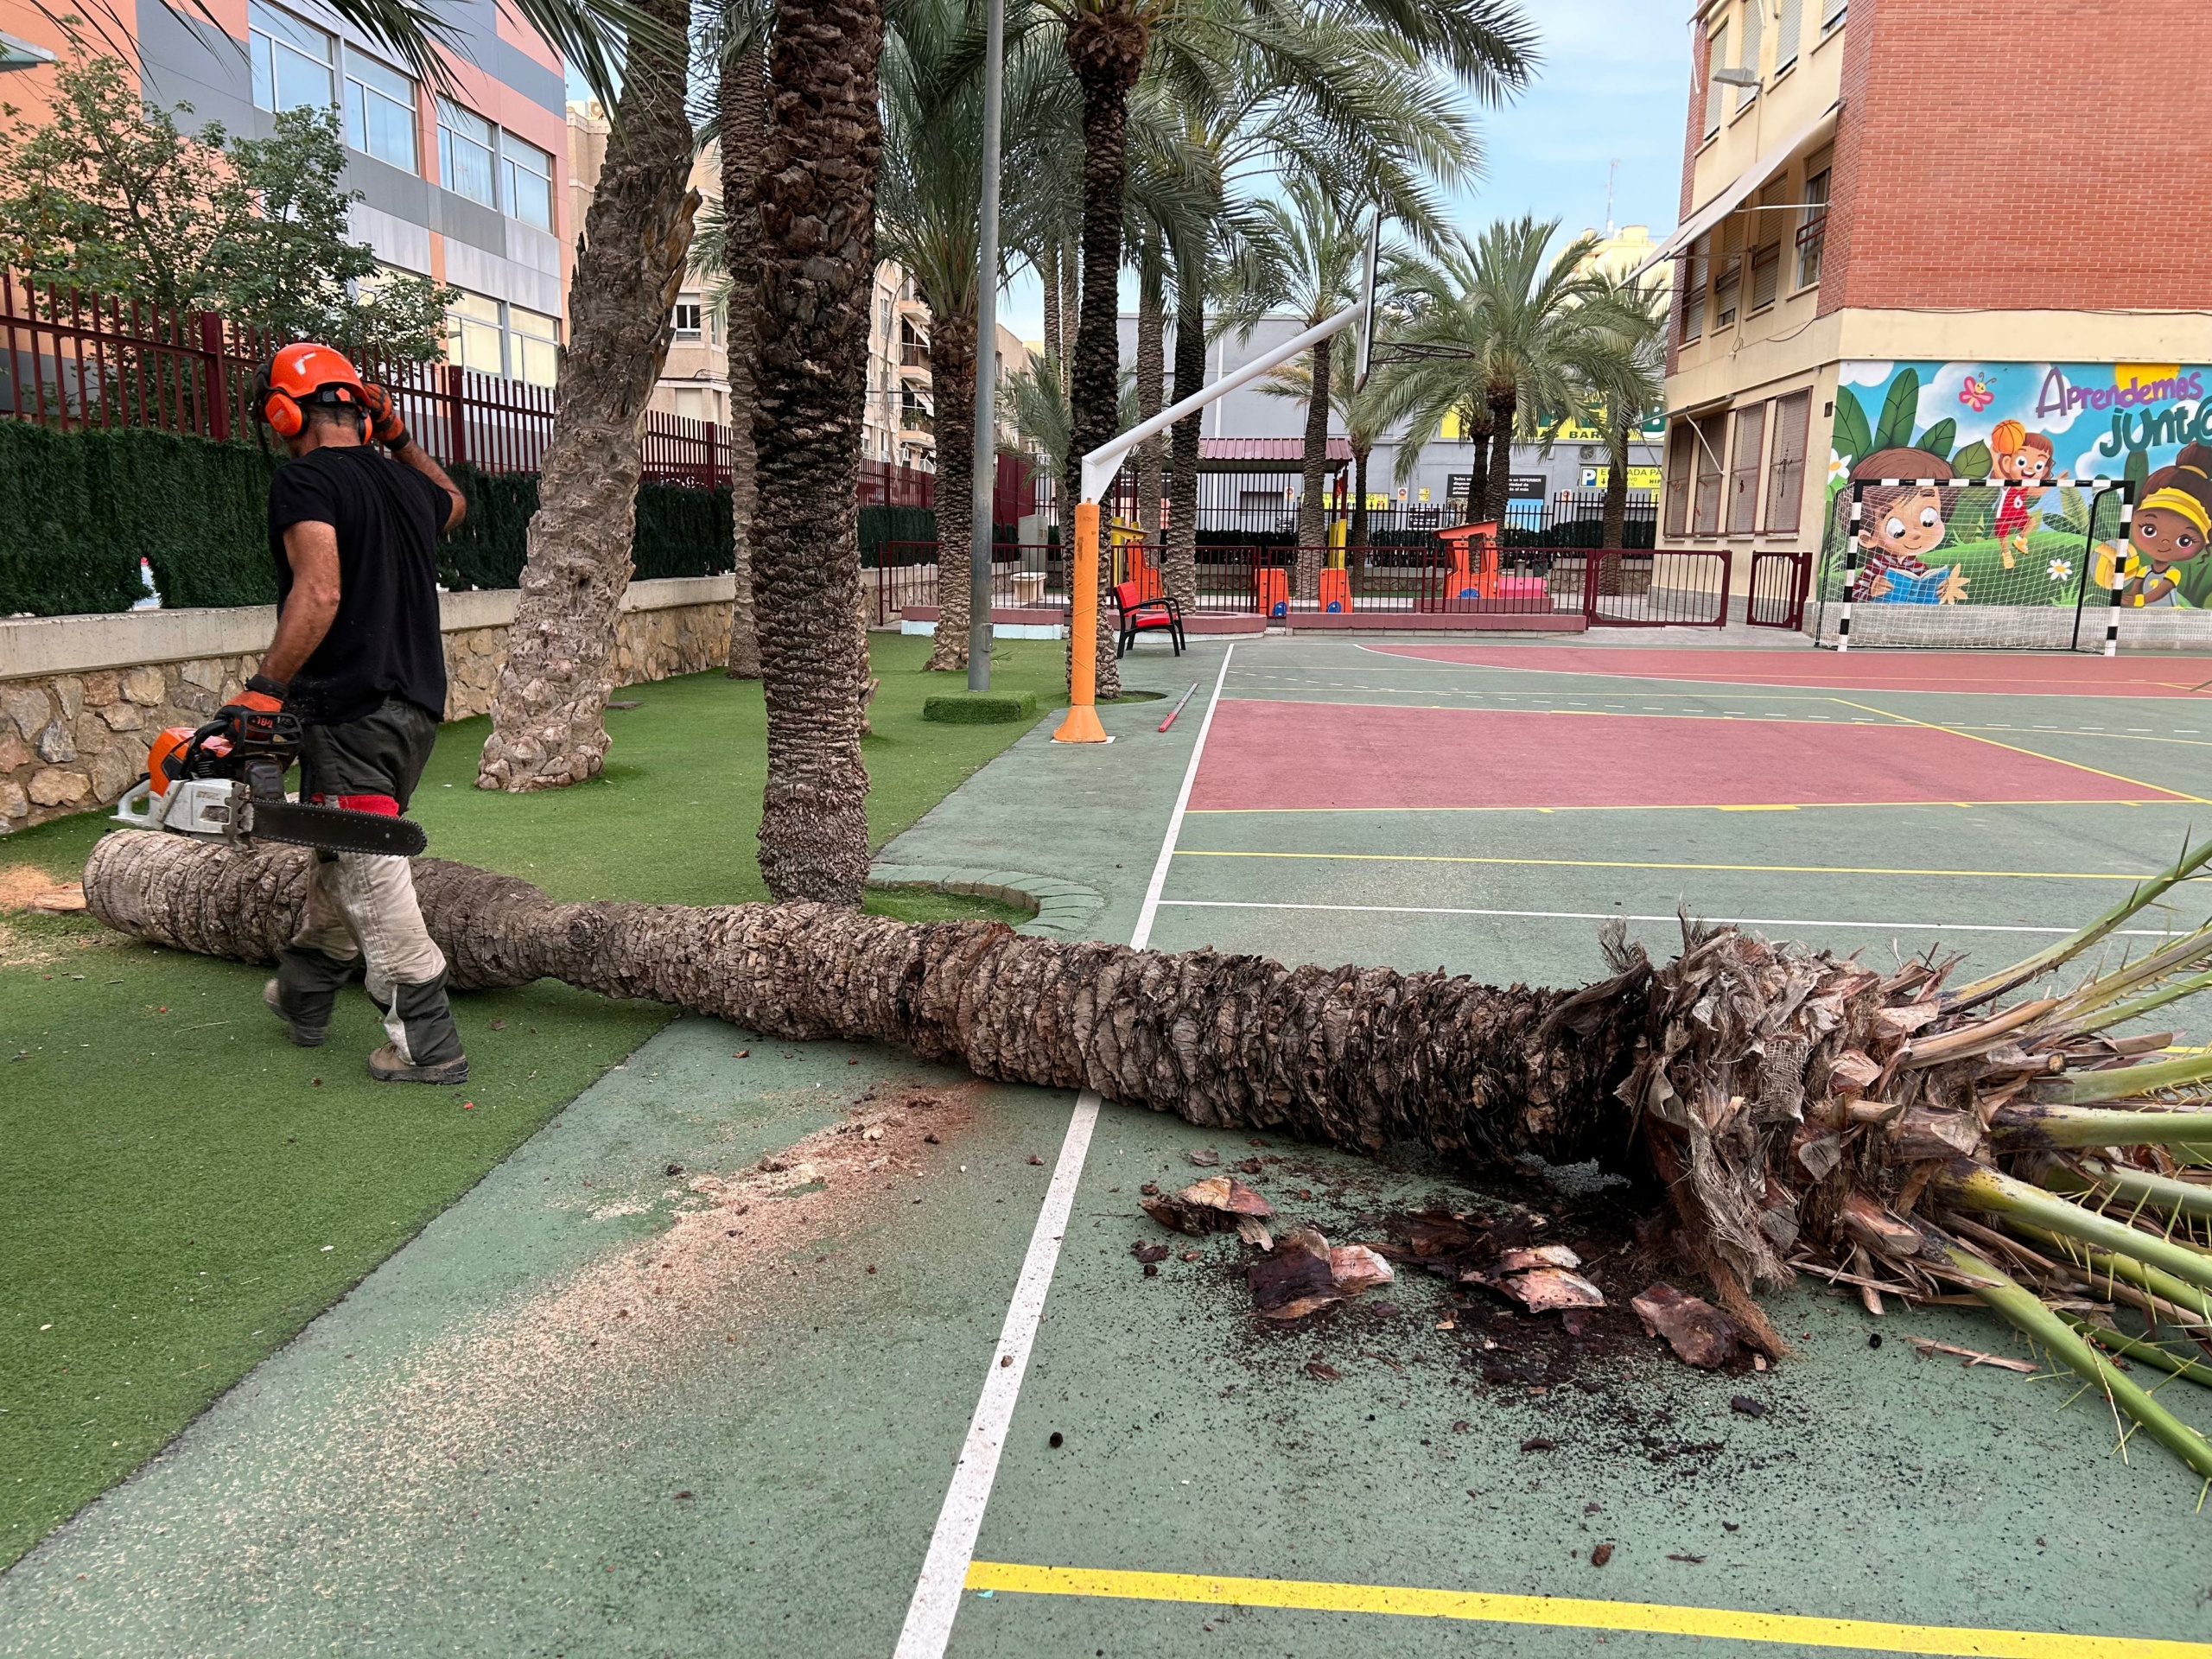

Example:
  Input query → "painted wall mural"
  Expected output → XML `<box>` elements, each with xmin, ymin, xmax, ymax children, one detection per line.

<box><xmin>1824</xmin><ymin>361</ymin><xmax>2212</xmax><ymax>610</ymax></box>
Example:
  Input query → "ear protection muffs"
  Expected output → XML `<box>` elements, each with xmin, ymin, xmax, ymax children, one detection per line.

<box><xmin>254</xmin><ymin>343</ymin><xmax>368</xmax><ymax>439</ymax></box>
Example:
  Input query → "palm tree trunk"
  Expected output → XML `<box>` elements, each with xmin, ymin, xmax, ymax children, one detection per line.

<box><xmin>1484</xmin><ymin>385</ymin><xmax>1516</xmax><ymax>537</ymax></box>
<box><xmin>1065</xmin><ymin>10</ymin><xmax>1146</xmax><ymax>702</ymax></box>
<box><xmin>1294</xmin><ymin>332</ymin><xmax>1333</xmax><ymax>601</ymax></box>
<box><xmin>751</xmin><ymin>0</ymin><xmax>885</xmax><ymax>906</ymax></box>
<box><xmin>1465</xmin><ymin>410</ymin><xmax>1491</xmax><ymax>524</ymax></box>
<box><xmin>923</xmin><ymin>303</ymin><xmax>976</xmax><ymax>671</ymax></box>
<box><xmin>475</xmin><ymin>0</ymin><xmax>698</xmax><ymax>791</ymax></box>
<box><xmin>86</xmin><ymin>833</ymin><xmax>1652</xmax><ymax>1181</ymax></box>
<box><xmin>1162</xmin><ymin>272</ymin><xmax>1204</xmax><ymax>610</ymax></box>
<box><xmin>721</xmin><ymin>28</ymin><xmax>767</xmax><ymax>680</ymax></box>
<box><xmin>1350</xmin><ymin>442</ymin><xmax>1370</xmax><ymax>555</ymax></box>
<box><xmin>1058</xmin><ymin>236</ymin><xmax>1078</xmax><ymax>377</ymax></box>
<box><xmin>1134</xmin><ymin>248</ymin><xmax>1166</xmax><ymax>547</ymax></box>
<box><xmin>1601</xmin><ymin>420</ymin><xmax>1630</xmax><ymax>550</ymax></box>
<box><xmin>1039</xmin><ymin>243</ymin><xmax>1062</xmax><ymax>385</ymax></box>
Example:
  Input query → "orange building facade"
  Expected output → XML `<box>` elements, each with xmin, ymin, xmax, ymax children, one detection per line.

<box><xmin>0</xmin><ymin>0</ymin><xmax>572</xmax><ymax>385</ymax></box>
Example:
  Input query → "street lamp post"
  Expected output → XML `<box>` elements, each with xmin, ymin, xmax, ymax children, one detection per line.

<box><xmin>966</xmin><ymin>0</ymin><xmax>1005</xmax><ymax>690</ymax></box>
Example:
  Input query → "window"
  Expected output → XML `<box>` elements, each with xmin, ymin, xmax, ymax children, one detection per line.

<box><xmin>1713</xmin><ymin>244</ymin><xmax>1742</xmax><ymax>330</ymax></box>
<box><xmin>344</xmin><ymin>48</ymin><xmax>417</xmax><ymax>172</ymax></box>
<box><xmin>1735</xmin><ymin>0</ymin><xmax>1762</xmax><ymax>110</ymax></box>
<box><xmin>500</xmin><ymin>133</ymin><xmax>554</xmax><ymax>231</ymax></box>
<box><xmin>1728</xmin><ymin>403</ymin><xmax>1766</xmax><ymax>534</ymax></box>
<box><xmin>1775</xmin><ymin>0</ymin><xmax>1803</xmax><ymax>71</ymax></box>
<box><xmin>671</xmin><ymin>299</ymin><xmax>703</xmax><ymax>339</ymax></box>
<box><xmin>437</xmin><ymin>100</ymin><xmax>496</xmax><ymax>207</ymax></box>
<box><xmin>1703</xmin><ymin>24</ymin><xmax>1726</xmax><ymax>138</ymax></box>
<box><xmin>1796</xmin><ymin>162</ymin><xmax>1830</xmax><ymax>288</ymax></box>
<box><xmin>1664</xmin><ymin>423</ymin><xmax>1695</xmax><ymax>538</ymax></box>
<box><xmin>1680</xmin><ymin>236</ymin><xmax>1708</xmax><ymax>344</ymax></box>
<box><xmin>509</xmin><ymin>305</ymin><xmax>559</xmax><ymax>386</ymax></box>
<box><xmin>1764</xmin><ymin>391</ymin><xmax>1811</xmax><ymax>533</ymax></box>
<box><xmin>447</xmin><ymin>291</ymin><xmax>503</xmax><ymax>375</ymax></box>
<box><xmin>248</xmin><ymin>2</ymin><xmax>334</xmax><ymax>114</ymax></box>
<box><xmin>1692</xmin><ymin>417</ymin><xmax>1726</xmax><ymax>535</ymax></box>
<box><xmin>1822</xmin><ymin>0</ymin><xmax>1847</xmax><ymax>31</ymax></box>
<box><xmin>1748</xmin><ymin>244</ymin><xmax>1782</xmax><ymax>313</ymax></box>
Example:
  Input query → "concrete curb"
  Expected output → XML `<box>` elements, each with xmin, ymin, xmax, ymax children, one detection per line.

<box><xmin>866</xmin><ymin>862</ymin><xmax>1109</xmax><ymax>940</ymax></box>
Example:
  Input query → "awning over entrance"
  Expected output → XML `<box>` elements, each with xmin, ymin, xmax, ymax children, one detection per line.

<box><xmin>1628</xmin><ymin>99</ymin><xmax>1840</xmax><ymax>282</ymax></box>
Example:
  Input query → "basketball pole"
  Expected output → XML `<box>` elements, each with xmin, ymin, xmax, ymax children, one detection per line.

<box><xmin>1052</xmin><ymin>218</ymin><xmax>1381</xmax><ymax>745</ymax></box>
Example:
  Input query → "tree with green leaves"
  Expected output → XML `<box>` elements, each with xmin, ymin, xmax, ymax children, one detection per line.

<box><xmin>1219</xmin><ymin>176</ymin><xmax>1381</xmax><ymax>598</ymax></box>
<box><xmin>477</xmin><ymin>0</ymin><xmax>702</xmax><ymax>794</ymax></box>
<box><xmin>879</xmin><ymin>0</ymin><xmax>1073</xmax><ymax>672</ymax></box>
<box><xmin>1007</xmin><ymin>0</ymin><xmax>1528</xmax><ymax>689</ymax></box>
<box><xmin>1374</xmin><ymin>218</ymin><xmax>1619</xmax><ymax>526</ymax></box>
<box><xmin>1152</xmin><ymin>10</ymin><xmax>1485</xmax><ymax>606</ymax></box>
<box><xmin>689</xmin><ymin>0</ymin><xmax>775</xmax><ymax>680</ymax></box>
<box><xmin>1557</xmin><ymin>270</ymin><xmax>1667</xmax><ymax>550</ymax></box>
<box><xmin>0</xmin><ymin>48</ymin><xmax>448</xmax><ymax>358</ymax></box>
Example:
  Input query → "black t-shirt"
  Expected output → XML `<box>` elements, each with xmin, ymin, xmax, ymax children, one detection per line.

<box><xmin>267</xmin><ymin>446</ymin><xmax>450</xmax><ymax>727</ymax></box>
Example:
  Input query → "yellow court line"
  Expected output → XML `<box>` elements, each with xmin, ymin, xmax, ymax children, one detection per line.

<box><xmin>1825</xmin><ymin>696</ymin><xmax>2212</xmax><ymax>806</ymax></box>
<box><xmin>1173</xmin><ymin>849</ymin><xmax>2194</xmax><ymax>882</ymax></box>
<box><xmin>1186</xmin><ymin>798</ymin><xmax>2190</xmax><ymax>817</ymax></box>
<box><xmin>964</xmin><ymin>1561</ymin><xmax>2210</xmax><ymax>1659</ymax></box>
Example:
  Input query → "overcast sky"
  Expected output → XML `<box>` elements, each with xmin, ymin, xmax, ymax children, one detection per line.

<box><xmin>995</xmin><ymin>0</ymin><xmax>1693</xmax><ymax>342</ymax></box>
<box><xmin>582</xmin><ymin>3</ymin><xmax>1696</xmax><ymax>342</ymax></box>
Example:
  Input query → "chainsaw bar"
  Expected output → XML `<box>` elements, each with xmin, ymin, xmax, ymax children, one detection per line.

<box><xmin>245</xmin><ymin>800</ymin><xmax>428</xmax><ymax>857</ymax></box>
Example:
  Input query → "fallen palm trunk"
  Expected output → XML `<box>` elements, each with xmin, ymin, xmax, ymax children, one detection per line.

<box><xmin>83</xmin><ymin>830</ymin><xmax>2212</xmax><ymax>1480</ymax></box>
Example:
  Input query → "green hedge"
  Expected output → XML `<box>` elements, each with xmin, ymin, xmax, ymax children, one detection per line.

<box><xmin>0</xmin><ymin>423</ymin><xmax>734</xmax><ymax>616</ymax></box>
<box><xmin>0</xmin><ymin>422</ymin><xmax>277</xmax><ymax>613</ymax></box>
<box><xmin>861</xmin><ymin>504</ymin><xmax>936</xmax><ymax>566</ymax></box>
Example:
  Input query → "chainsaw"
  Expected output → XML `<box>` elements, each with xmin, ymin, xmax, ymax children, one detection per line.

<box><xmin>112</xmin><ymin>715</ymin><xmax>428</xmax><ymax>857</ymax></box>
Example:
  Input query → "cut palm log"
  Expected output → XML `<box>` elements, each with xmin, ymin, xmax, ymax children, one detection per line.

<box><xmin>82</xmin><ymin>830</ymin><xmax>2212</xmax><ymax>1481</ymax></box>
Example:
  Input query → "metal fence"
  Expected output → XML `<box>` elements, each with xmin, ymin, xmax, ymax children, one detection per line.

<box><xmin>866</xmin><ymin>537</ymin><xmax>1730</xmax><ymax>628</ymax></box>
<box><xmin>0</xmin><ymin>276</ymin><xmax>1063</xmax><ymax>514</ymax></box>
<box><xmin>1747</xmin><ymin>551</ymin><xmax>1813</xmax><ymax>630</ymax></box>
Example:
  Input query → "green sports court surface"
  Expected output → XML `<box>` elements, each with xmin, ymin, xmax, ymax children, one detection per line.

<box><xmin>4</xmin><ymin>632</ymin><xmax>2211</xmax><ymax>1657</ymax></box>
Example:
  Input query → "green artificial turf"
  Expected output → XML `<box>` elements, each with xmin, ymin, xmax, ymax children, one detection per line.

<box><xmin>0</xmin><ymin>633</ymin><xmax>1053</xmax><ymax>1567</ymax></box>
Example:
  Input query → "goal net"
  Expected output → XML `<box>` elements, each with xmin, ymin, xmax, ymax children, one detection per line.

<box><xmin>1809</xmin><ymin>477</ymin><xmax>2139</xmax><ymax>652</ymax></box>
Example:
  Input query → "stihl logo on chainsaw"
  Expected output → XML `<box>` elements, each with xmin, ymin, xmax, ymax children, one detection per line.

<box><xmin>113</xmin><ymin>715</ymin><xmax>428</xmax><ymax>858</ymax></box>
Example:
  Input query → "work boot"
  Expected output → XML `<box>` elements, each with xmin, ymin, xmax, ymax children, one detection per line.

<box><xmin>366</xmin><ymin>1043</ymin><xmax>470</xmax><ymax>1084</ymax></box>
<box><xmin>365</xmin><ymin>970</ymin><xmax>466</xmax><ymax>1083</ymax></box>
<box><xmin>264</xmin><ymin>944</ymin><xmax>352</xmax><ymax>1047</ymax></box>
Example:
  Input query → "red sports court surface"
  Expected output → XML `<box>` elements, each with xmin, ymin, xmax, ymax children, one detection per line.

<box><xmin>1189</xmin><ymin>699</ymin><xmax>2195</xmax><ymax>812</ymax></box>
<box><xmin>1363</xmin><ymin>644</ymin><xmax>2212</xmax><ymax>698</ymax></box>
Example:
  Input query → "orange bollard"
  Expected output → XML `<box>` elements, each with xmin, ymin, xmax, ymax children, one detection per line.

<box><xmin>1053</xmin><ymin>500</ymin><xmax>1109</xmax><ymax>743</ymax></box>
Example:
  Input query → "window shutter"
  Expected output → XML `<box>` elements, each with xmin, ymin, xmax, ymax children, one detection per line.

<box><xmin>1737</xmin><ymin>0</ymin><xmax>1762</xmax><ymax>108</ymax></box>
<box><xmin>1775</xmin><ymin>0</ymin><xmax>1802</xmax><ymax>68</ymax></box>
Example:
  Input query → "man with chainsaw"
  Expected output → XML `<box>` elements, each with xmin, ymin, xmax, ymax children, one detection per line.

<box><xmin>224</xmin><ymin>341</ymin><xmax>470</xmax><ymax>1083</ymax></box>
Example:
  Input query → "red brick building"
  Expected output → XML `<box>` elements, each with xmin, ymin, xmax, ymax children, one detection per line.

<box><xmin>1639</xmin><ymin>0</ymin><xmax>2212</xmax><ymax>592</ymax></box>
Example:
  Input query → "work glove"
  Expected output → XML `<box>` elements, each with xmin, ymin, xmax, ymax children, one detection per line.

<box><xmin>215</xmin><ymin>675</ymin><xmax>290</xmax><ymax>748</ymax></box>
<box><xmin>359</xmin><ymin>383</ymin><xmax>409</xmax><ymax>450</ymax></box>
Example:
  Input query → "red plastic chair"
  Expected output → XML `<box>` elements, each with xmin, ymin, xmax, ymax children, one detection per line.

<box><xmin>1113</xmin><ymin>581</ymin><xmax>1185</xmax><ymax>657</ymax></box>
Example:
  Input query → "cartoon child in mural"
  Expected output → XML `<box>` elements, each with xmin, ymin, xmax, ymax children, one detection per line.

<box><xmin>2097</xmin><ymin>442</ymin><xmax>2212</xmax><ymax>607</ymax></box>
<box><xmin>1847</xmin><ymin>448</ymin><xmax>1968</xmax><ymax>603</ymax></box>
<box><xmin>1988</xmin><ymin>419</ymin><xmax>2059</xmax><ymax>569</ymax></box>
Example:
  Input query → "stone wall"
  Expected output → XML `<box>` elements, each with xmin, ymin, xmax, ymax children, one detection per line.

<box><xmin>0</xmin><ymin>576</ymin><xmax>736</xmax><ymax>834</ymax></box>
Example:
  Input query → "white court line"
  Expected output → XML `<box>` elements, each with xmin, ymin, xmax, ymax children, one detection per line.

<box><xmin>892</xmin><ymin>643</ymin><xmax>1236</xmax><ymax>1659</ymax></box>
<box><xmin>1154</xmin><ymin>898</ymin><xmax>2200</xmax><ymax>939</ymax></box>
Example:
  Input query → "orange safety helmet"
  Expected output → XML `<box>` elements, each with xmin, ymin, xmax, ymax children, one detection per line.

<box><xmin>253</xmin><ymin>342</ymin><xmax>366</xmax><ymax>438</ymax></box>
